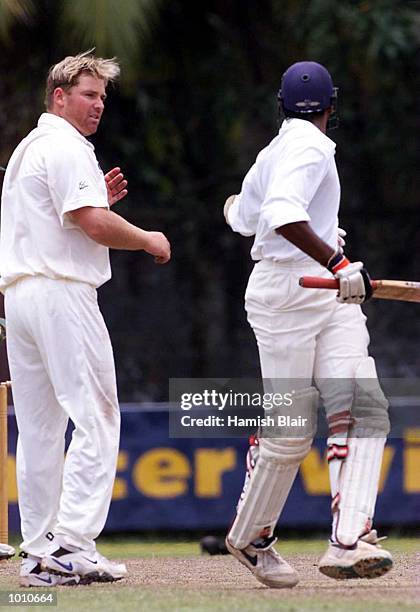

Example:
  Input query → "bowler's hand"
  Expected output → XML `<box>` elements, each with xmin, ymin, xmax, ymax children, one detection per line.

<box><xmin>144</xmin><ymin>231</ymin><xmax>171</xmax><ymax>264</ymax></box>
<box><xmin>105</xmin><ymin>167</ymin><xmax>128</xmax><ymax>207</ymax></box>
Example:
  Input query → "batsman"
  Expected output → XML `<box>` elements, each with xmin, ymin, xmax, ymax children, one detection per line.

<box><xmin>224</xmin><ymin>61</ymin><xmax>392</xmax><ymax>587</ymax></box>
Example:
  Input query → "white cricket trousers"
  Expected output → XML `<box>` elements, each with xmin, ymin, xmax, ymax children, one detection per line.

<box><xmin>245</xmin><ymin>259</ymin><xmax>371</xmax><ymax>394</ymax></box>
<box><xmin>4</xmin><ymin>276</ymin><xmax>120</xmax><ymax>556</ymax></box>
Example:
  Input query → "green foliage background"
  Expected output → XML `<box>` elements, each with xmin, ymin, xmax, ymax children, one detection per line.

<box><xmin>0</xmin><ymin>0</ymin><xmax>419</xmax><ymax>398</ymax></box>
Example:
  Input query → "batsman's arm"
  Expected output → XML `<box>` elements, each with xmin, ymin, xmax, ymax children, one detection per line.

<box><xmin>69</xmin><ymin>206</ymin><xmax>171</xmax><ymax>264</ymax></box>
<box><xmin>275</xmin><ymin>221</ymin><xmax>334</xmax><ymax>266</ymax></box>
<box><xmin>275</xmin><ymin>221</ymin><xmax>372</xmax><ymax>303</ymax></box>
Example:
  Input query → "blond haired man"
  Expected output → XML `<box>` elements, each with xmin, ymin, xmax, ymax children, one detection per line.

<box><xmin>0</xmin><ymin>51</ymin><xmax>170</xmax><ymax>586</ymax></box>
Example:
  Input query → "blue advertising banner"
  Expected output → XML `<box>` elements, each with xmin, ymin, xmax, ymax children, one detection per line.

<box><xmin>6</xmin><ymin>404</ymin><xmax>420</xmax><ymax>533</ymax></box>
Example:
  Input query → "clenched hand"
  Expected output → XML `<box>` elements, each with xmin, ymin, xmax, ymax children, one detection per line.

<box><xmin>144</xmin><ymin>231</ymin><xmax>171</xmax><ymax>264</ymax></box>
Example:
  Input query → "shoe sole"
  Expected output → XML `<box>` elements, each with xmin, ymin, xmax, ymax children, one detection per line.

<box><xmin>41</xmin><ymin>560</ymin><xmax>98</xmax><ymax>583</ymax></box>
<box><xmin>41</xmin><ymin>563</ymin><xmax>124</xmax><ymax>584</ymax></box>
<box><xmin>354</xmin><ymin>556</ymin><xmax>393</xmax><ymax>579</ymax></box>
<box><xmin>319</xmin><ymin>556</ymin><xmax>393</xmax><ymax>580</ymax></box>
<box><xmin>225</xmin><ymin>538</ymin><xmax>299</xmax><ymax>589</ymax></box>
<box><xmin>83</xmin><ymin>572</ymin><xmax>125</xmax><ymax>583</ymax></box>
<box><xmin>20</xmin><ymin>577</ymin><xmax>80</xmax><ymax>587</ymax></box>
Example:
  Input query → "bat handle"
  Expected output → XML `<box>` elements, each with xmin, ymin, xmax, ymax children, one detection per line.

<box><xmin>299</xmin><ymin>276</ymin><xmax>339</xmax><ymax>289</ymax></box>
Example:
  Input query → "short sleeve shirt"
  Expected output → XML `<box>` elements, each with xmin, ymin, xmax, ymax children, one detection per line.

<box><xmin>0</xmin><ymin>113</ymin><xmax>111</xmax><ymax>291</ymax></box>
<box><xmin>227</xmin><ymin>118</ymin><xmax>341</xmax><ymax>262</ymax></box>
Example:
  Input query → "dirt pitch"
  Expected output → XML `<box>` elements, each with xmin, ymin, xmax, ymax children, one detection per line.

<box><xmin>130</xmin><ymin>553</ymin><xmax>419</xmax><ymax>605</ymax></box>
<box><xmin>1</xmin><ymin>552</ymin><xmax>419</xmax><ymax>610</ymax></box>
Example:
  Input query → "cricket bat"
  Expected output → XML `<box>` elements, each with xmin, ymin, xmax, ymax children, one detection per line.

<box><xmin>299</xmin><ymin>277</ymin><xmax>420</xmax><ymax>303</ymax></box>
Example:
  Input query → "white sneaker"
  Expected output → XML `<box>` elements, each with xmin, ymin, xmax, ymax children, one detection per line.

<box><xmin>41</xmin><ymin>546</ymin><xmax>127</xmax><ymax>583</ymax></box>
<box><xmin>92</xmin><ymin>551</ymin><xmax>128</xmax><ymax>582</ymax></box>
<box><xmin>318</xmin><ymin>531</ymin><xmax>393</xmax><ymax>580</ymax></box>
<box><xmin>225</xmin><ymin>536</ymin><xmax>299</xmax><ymax>588</ymax></box>
<box><xmin>20</xmin><ymin>553</ymin><xmax>80</xmax><ymax>587</ymax></box>
<box><xmin>0</xmin><ymin>543</ymin><xmax>15</xmax><ymax>560</ymax></box>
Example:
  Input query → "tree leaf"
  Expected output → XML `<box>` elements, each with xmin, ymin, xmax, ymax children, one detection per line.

<box><xmin>59</xmin><ymin>0</ymin><xmax>161</xmax><ymax>83</ymax></box>
<box><xmin>0</xmin><ymin>0</ymin><xmax>34</xmax><ymax>41</ymax></box>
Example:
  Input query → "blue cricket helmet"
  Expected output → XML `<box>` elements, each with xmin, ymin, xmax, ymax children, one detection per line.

<box><xmin>278</xmin><ymin>61</ymin><xmax>337</xmax><ymax>116</ymax></box>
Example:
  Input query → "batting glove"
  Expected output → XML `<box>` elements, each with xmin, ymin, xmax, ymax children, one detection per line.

<box><xmin>223</xmin><ymin>195</ymin><xmax>237</xmax><ymax>225</ymax></box>
<box><xmin>337</xmin><ymin>227</ymin><xmax>347</xmax><ymax>252</ymax></box>
<box><xmin>327</xmin><ymin>252</ymin><xmax>373</xmax><ymax>304</ymax></box>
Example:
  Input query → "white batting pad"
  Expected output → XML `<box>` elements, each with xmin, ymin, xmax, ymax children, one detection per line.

<box><xmin>228</xmin><ymin>387</ymin><xmax>317</xmax><ymax>549</ymax></box>
<box><xmin>334</xmin><ymin>436</ymin><xmax>386</xmax><ymax>546</ymax></box>
<box><xmin>227</xmin><ymin>455</ymin><xmax>300</xmax><ymax>549</ymax></box>
<box><xmin>329</xmin><ymin>356</ymin><xmax>390</xmax><ymax>546</ymax></box>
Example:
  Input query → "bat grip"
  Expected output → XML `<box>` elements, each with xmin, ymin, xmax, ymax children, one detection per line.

<box><xmin>299</xmin><ymin>276</ymin><xmax>339</xmax><ymax>289</ymax></box>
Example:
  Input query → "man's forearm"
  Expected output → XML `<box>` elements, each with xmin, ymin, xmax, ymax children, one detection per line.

<box><xmin>276</xmin><ymin>221</ymin><xmax>335</xmax><ymax>267</ymax></box>
<box><xmin>89</xmin><ymin>210</ymin><xmax>151</xmax><ymax>250</ymax></box>
<box><xmin>70</xmin><ymin>207</ymin><xmax>151</xmax><ymax>251</ymax></box>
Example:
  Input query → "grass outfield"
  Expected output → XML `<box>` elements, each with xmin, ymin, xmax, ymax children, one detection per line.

<box><xmin>0</xmin><ymin>536</ymin><xmax>418</xmax><ymax>611</ymax></box>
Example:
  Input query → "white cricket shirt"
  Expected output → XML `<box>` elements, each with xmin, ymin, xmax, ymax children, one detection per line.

<box><xmin>0</xmin><ymin>113</ymin><xmax>111</xmax><ymax>291</ymax></box>
<box><xmin>227</xmin><ymin>118</ymin><xmax>340</xmax><ymax>262</ymax></box>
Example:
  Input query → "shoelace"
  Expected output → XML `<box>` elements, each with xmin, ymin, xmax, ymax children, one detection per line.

<box><xmin>254</xmin><ymin>544</ymin><xmax>285</xmax><ymax>570</ymax></box>
<box><xmin>359</xmin><ymin>530</ymin><xmax>387</xmax><ymax>546</ymax></box>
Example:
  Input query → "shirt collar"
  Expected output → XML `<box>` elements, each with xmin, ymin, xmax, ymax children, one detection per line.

<box><xmin>279</xmin><ymin>117</ymin><xmax>335</xmax><ymax>148</ymax></box>
<box><xmin>37</xmin><ymin>113</ymin><xmax>95</xmax><ymax>150</ymax></box>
